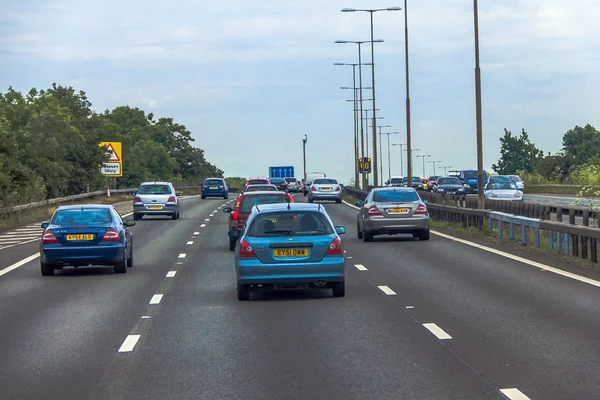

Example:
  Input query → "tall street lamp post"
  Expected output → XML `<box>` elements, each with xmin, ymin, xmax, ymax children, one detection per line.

<box><xmin>392</xmin><ymin>143</ymin><xmax>406</xmax><ymax>177</ymax></box>
<box><xmin>379</xmin><ymin>131</ymin><xmax>400</xmax><ymax>182</ymax></box>
<box><xmin>372</xmin><ymin>124</ymin><xmax>391</xmax><ymax>182</ymax></box>
<box><xmin>473</xmin><ymin>0</ymin><xmax>485</xmax><ymax>208</ymax></box>
<box><xmin>336</xmin><ymin>40</ymin><xmax>382</xmax><ymax>190</ymax></box>
<box><xmin>405</xmin><ymin>148</ymin><xmax>420</xmax><ymax>178</ymax></box>
<box><xmin>416</xmin><ymin>154</ymin><xmax>431</xmax><ymax>177</ymax></box>
<box><xmin>342</xmin><ymin>6</ymin><xmax>402</xmax><ymax>187</ymax></box>
<box><xmin>302</xmin><ymin>134</ymin><xmax>308</xmax><ymax>182</ymax></box>
<box><xmin>428</xmin><ymin>160</ymin><xmax>442</xmax><ymax>176</ymax></box>
<box><xmin>442</xmin><ymin>165</ymin><xmax>452</xmax><ymax>176</ymax></box>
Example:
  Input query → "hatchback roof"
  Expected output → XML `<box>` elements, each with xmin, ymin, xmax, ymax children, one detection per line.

<box><xmin>371</xmin><ymin>186</ymin><xmax>416</xmax><ymax>192</ymax></box>
<box><xmin>139</xmin><ymin>181</ymin><xmax>172</xmax><ymax>185</ymax></box>
<box><xmin>56</xmin><ymin>204</ymin><xmax>114</xmax><ymax>211</ymax></box>
<box><xmin>251</xmin><ymin>202</ymin><xmax>324</xmax><ymax>213</ymax></box>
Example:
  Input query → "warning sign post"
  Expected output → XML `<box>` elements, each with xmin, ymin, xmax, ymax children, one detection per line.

<box><xmin>99</xmin><ymin>142</ymin><xmax>123</xmax><ymax>177</ymax></box>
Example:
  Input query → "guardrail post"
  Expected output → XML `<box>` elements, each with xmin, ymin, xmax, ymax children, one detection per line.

<box><xmin>572</xmin><ymin>234</ymin><xmax>579</xmax><ymax>257</ymax></box>
<box><xmin>488</xmin><ymin>215</ymin><xmax>493</xmax><ymax>231</ymax></box>
<box><xmin>569</xmin><ymin>208</ymin><xmax>575</xmax><ymax>225</ymax></box>
<box><xmin>521</xmin><ymin>224</ymin><xmax>527</xmax><ymax>245</ymax></box>
<box><xmin>557</xmin><ymin>206</ymin><xmax>563</xmax><ymax>223</ymax></box>
<box><xmin>583</xmin><ymin>210</ymin><xmax>590</xmax><ymax>227</ymax></box>
<box><xmin>557</xmin><ymin>232</ymin><xmax>562</xmax><ymax>253</ymax></box>
<box><xmin>591</xmin><ymin>238</ymin><xmax>597</xmax><ymax>263</ymax></box>
<box><xmin>509</xmin><ymin>217</ymin><xmax>515</xmax><ymax>240</ymax></box>
<box><xmin>544</xmin><ymin>205</ymin><xmax>551</xmax><ymax>220</ymax></box>
<box><xmin>498</xmin><ymin>218</ymin><xmax>503</xmax><ymax>239</ymax></box>
<box><xmin>548</xmin><ymin>231</ymin><xmax>554</xmax><ymax>251</ymax></box>
<box><xmin>582</xmin><ymin>236</ymin><xmax>588</xmax><ymax>259</ymax></box>
<box><xmin>535</xmin><ymin>227</ymin><xmax>540</xmax><ymax>248</ymax></box>
<box><xmin>564</xmin><ymin>233</ymin><xmax>569</xmax><ymax>255</ymax></box>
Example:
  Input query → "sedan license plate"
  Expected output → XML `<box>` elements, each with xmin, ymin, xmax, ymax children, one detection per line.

<box><xmin>273</xmin><ymin>248</ymin><xmax>308</xmax><ymax>257</ymax></box>
<box><xmin>66</xmin><ymin>234</ymin><xmax>95</xmax><ymax>241</ymax></box>
<box><xmin>320</xmin><ymin>187</ymin><xmax>332</xmax><ymax>191</ymax></box>
<box><xmin>148</xmin><ymin>205</ymin><xmax>163</xmax><ymax>210</ymax></box>
<box><xmin>388</xmin><ymin>208</ymin><xmax>409</xmax><ymax>214</ymax></box>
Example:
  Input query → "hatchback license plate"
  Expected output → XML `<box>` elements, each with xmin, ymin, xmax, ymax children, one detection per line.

<box><xmin>209</xmin><ymin>186</ymin><xmax>218</xmax><ymax>189</ymax></box>
<box><xmin>388</xmin><ymin>208</ymin><xmax>409</xmax><ymax>214</ymax></box>
<box><xmin>148</xmin><ymin>205</ymin><xmax>163</xmax><ymax>210</ymax></box>
<box><xmin>66</xmin><ymin>234</ymin><xmax>94</xmax><ymax>241</ymax></box>
<box><xmin>274</xmin><ymin>248</ymin><xmax>308</xmax><ymax>257</ymax></box>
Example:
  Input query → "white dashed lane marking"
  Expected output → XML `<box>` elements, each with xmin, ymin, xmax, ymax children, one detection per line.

<box><xmin>149</xmin><ymin>294</ymin><xmax>163</xmax><ymax>305</ymax></box>
<box><xmin>423</xmin><ymin>323</ymin><xmax>452</xmax><ymax>340</ymax></box>
<box><xmin>118</xmin><ymin>335</ymin><xmax>141</xmax><ymax>352</ymax></box>
<box><xmin>354</xmin><ymin>264</ymin><xmax>368</xmax><ymax>271</ymax></box>
<box><xmin>193</xmin><ymin>232</ymin><xmax>200</xmax><ymax>235</ymax></box>
<box><xmin>200</xmin><ymin>224</ymin><xmax>206</xmax><ymax>228</ymax></box>
<box><xmin>500</xmin><ymin>388</ymin><xmax>531</xmax><ymax>399</ymax></box>
<box><xmin>166</xmin><ymin>271</ymin><xmax>177</xmax><ymax>278</ymax></box>
<box><xmin>378</xmin><ymin>285</ymin><xmax>397</xmax><ymax>295</ymax></box>
<box><xmin>178</xmin><ymin>253</ymin><xmax>186</xmax><ymax>259</ymax></box>
<box><xmin>205</xmin><ymin>219</ymin><xmax>210</xmax><ymax>222</ymax></box>
<box><xmin>186</xmin><ymin>241</ymin><xmax>193</xmax><ymax>245</ymax></box>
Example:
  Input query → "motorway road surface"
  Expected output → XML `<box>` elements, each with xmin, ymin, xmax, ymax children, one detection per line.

<box><xmin>2</xmin><ymin>195</ymin><xmax>600</xmax><ymax>399</ymax></box>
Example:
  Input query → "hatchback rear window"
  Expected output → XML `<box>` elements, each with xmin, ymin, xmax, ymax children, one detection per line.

<box><xmin>313</xmin><ymin>178</ymin><xmax>338</xmax><ymax>185</ymax></box>
<box><xmin>248</xmin><ymin>179</ymin><xmax>268</xmax><ymax>185</ymax></box>
<box><xmin>204</xmin><ymin>179</ymin><xmax>223</xmax><ymax>185</ymax></box>
<box><xmin>245</xmin><ymin>185</ymin><xmax>277</xmax><ymax>192</ymax></box>
<box><xmin>247</xmin><ymin>211</ymin><xmax>333</xmax><ymax>237</ymax></box>
<box><xmin>52</xmin><ymin>209</ymin><xmax>112</xmax><ymax>225</ymax></box>
<box><xmin>240</xmin><ymin>194</ymin><xmax>289</xmax><ymax>213</ymax></box>
<box><xmin>138</xmin><ymin>184</ymin><xmax>172</xmax><ymax>194</ymax></box>
<box><xmin>373</xmin><ymin>190</ymin><xmax>419</xmax><ymax>202</ymax></box>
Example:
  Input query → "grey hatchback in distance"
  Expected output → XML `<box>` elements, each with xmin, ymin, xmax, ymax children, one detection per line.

<box><xmin>133</xmin><ymin>182</ymin><xmax>181</xmax><ymax>220</ymax></box>
<box><xmin>355</xmin><ymin>187</ymin><xmax>430</xmax><ymax>242</ymax></box>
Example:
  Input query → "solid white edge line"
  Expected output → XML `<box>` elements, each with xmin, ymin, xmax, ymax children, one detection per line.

<box><xmin>355</xmin><ymin>264</ymin><xmax>368</xmax><ymax>271</ymax></box>
<box><xmin>118</xmin><ymin>335</ymin><xmax>141</xmax><ymax>352</ymax></box>
<box><xmin>423</xmin><ymin>323</ymin><xmax>452</xmax><ymax>340</ymax></box>
<box><xmin>341</xmin><ymin>199</ymin><xmax>600</xmax><ymax>289</ymax></box>
<box><xmin>500</xmin><ymin>388</ymin><xmax>531</xmax><ymax>400</ymax></box>
<box><xmin>178</xmin><ymin>253</ymin><xmax>186</xmax><ymax>259</ymax></box>
<box><xmin>186</xmin><ymin>241</ymin><xmax>193</xmax><ymax>245</ymax></box>
<box><xmin>149</xmin><ymin>294</ymin><xmax>163</xmax><ymax>304</ymax></box>
<box><xmin>0</xmin><ymin>253</ymin><xmax>40</xmax><ymax>277</ymax></box>
<box><xmin>378</xmin><ymin>285</ymin><xmax>397</xmax><ymax>295</ymax></box>
<box><xmin>166</xmin><ymin>271</ymin><xmax>177</xmax><ymax>277</ymax></box>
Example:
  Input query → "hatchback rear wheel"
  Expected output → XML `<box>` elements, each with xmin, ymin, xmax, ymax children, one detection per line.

<box><xmin>40</xmin><ymin>261</ymin><xmax>54</xmax><ymax>276</ymax></box>
<box><xmin>114</xmin><ymin>255</ymin><xmax>127</xmax><ymax>274</ymax></box>
<box><xmin>332</xmin><ymin>281</ymin><xmax>345</xmax><ymax>297</ymax></box>
<box><xmin>237</xmin><ymin>284</ymin><xmax>250</xmax><ymax>301</ymax></box>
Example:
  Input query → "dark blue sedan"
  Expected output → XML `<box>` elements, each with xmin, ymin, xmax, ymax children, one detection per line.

<box><xmin>39</xmin><ymin>205</ymin><xmax>135</xmax><ymax>276</ymax></box>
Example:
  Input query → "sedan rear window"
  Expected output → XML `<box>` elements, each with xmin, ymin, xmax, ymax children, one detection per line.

<box><xmin>247</xmin><ymin>212</ymin><xmax>334</xmax><ymax>237</ymax></box>
<box><xmin>52</xmin><ymin>209</ymin><xmax>112</xmax><ymax>225</ymax></box>
<box><xmin>373</xmin><ymin>190</ymin><xmax>419</xmax><ymax>203</ymax></box>
<box><xmin>248</xmin><ymin>179</ymin><xmax>268</xmax><ymax>185</ymax></box>
<box><xmin>240</xmin><ymin>194</ymin><xmax>289</xmax><ymax>213</ymax></box>
<box><xmin>138</xmin><ymin>184</ymin><xmax>172</xmax><ymax>194</ymax></box>
<box><xmin>245</xmin><ymin>185</ymin><xmax>278</xmax><ymax>192</ymax></box>
<box><xmin>313</xmin><ymin>178</ymin><xmax>338</xmax><ymax>185</ymax></box>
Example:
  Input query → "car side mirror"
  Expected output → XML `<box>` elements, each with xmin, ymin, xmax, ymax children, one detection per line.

<box><xmin>41</xmin><ymin>222</ymin><xmax>49</xmax><ymax>229</ymax></box>
<box><xmin>125</xmin><ymin>220</ymin><xmax>136</xmax><ymax>227</ymax></box>
<box><xmin>223</xmin><ymin>207</ymin><xmax>232</xmax><ymax>213</ymax></box>
<box><xmin>423</xmin><ymin>200</ymin><xmax>428</xmax><ymax>205</ymax></box>
<box><xmin>354</xmin><ymin>201</ymin><xmax>362</xmax><ymax>207</ymax></box>
<box><xmin>132</xmin><ymin>192</ymin><xmax>137</xmax><ymax>196</ymax></box>
<box><xmin>335</xmin><ymin>226</ymin><xmax>346</xmax><ymax>235</ymax></box>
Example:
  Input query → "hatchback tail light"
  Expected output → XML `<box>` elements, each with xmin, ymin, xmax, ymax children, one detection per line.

<box><xmin>167</xmin><ymin>196</ymin><xmax>176</xmax><ymax>203</ymax></box>
<box><xmin>202</xmin><ymin>185</ymin><xmax>207</xmax><ymax>189</ymax></box>
<box><xmin>219</xmin><ymin>186</ymin><xmax>224</xmax><ymax>189</ymax></box>
<box><xmin>311</xmin><ymin>186</ymin><xmax>316</xmax><ymax>191</ymax></box>
<box><xmin>335</xmin><ymin>186</ymin><xmax>341</xmax><ymax>192</ymax></box>
<box><xmin>239</xmin><ymin>239</ymin><xmax>256</xmax><ymax>258</ymax></box>
<box><xmin>287</xmin><ymin>193</ymin><xmax>294</xmax><ymax>202</ymax></box>
<box><xmin>134</xmin><ymin>196</ymin><xmax>142</xmax><ymax>203</ymax></box>
<box><xmin>414</xmin><ymin>204</ymin><xmax>428</xmax><ymax>215</ymax></box>
<box><xmin>101</xmin><ymin>228</ymin><xmax>121</xmax><ymax>242</ymax></box>
<box><xmin>325</xmin><ymin>237</ymin><xmax>343</xmax><ymax>256</ymax></box>
<box><xmin>42</xmin><ymin>230</ymin><xmax>59</xmax><ymax>244</ymax></box>
<box><xmin>368</xmin><ymin>206</ymin><xmax>382</xmax><ymax>216</ymax></box>
<box><xmin>231</xmin><ymin>210</ymin><xmax>239</xmax><ymax>220</ymax></box>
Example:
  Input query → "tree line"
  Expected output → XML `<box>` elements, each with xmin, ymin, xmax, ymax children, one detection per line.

<box><xmin>0</xmin><ymin>84</ymin><xmax>223</xmax><ymax>207</ymax></box>
<box><xmin>492</xmin><ymin>124</ymin><xmax>600</xmax><ymax>186</ymax></box>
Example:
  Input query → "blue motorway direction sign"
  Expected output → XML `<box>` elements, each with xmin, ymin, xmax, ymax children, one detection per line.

<box><xmin>269</xmin><ymin>166</ymin><xmax>295</xmax><ymax>178</ymax></box>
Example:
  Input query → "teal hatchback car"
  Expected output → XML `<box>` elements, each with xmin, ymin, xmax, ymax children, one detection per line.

<box><xmin>231</xmin><ymin>202</ymin><xmax>347</xmax><ymax>301</ymax></box>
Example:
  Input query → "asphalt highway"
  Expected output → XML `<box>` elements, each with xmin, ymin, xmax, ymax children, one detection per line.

<box><xmin>1</xmin><ymin>194</ymin><xmax>600</xmax><ymax>399</ymax></box>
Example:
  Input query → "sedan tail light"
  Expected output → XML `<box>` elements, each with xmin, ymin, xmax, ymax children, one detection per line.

<box><xmin>42</xmin><ymin>230</ymin><xmax>59</xmax><ymax>244</ymax></box>
<box><xmin>101</xmin><ymin>228</ymin><xmax>121</xmax><ymax>242</ymax></box>
<box><xmin>134</xmin><ymin>196</ymin><xmax>142</xmax><ymax>203</ymax></box>
<box><xmin>239</xmin><ymin>239</ymin><xmax>256</xmax><ymax>258</ymax></box>
<box><xmin>414</xmin><ymin>204</ymin><xmax>428</xmax><ymax>215</ymax></box>
<box><xmin>335</xmin><ymin>186</ymin><xmax>341</xmax><ymax>192</ymax></box>
<box><xmin>310</xmin><ymin>186</ymin><xmax>316</xmax><ymax>191</ymax></box>
<box><xmin>367</xmin><ymin>206</ymin><xmax>382</xmax><ymax>216</ymax></box>
<box><xmin>167</xmin><ymin>196</ymin><xmax>176</xmax><ymax>203</ymax></box>
<box><xmin>325</xmin><ymin>237</ymin><xmax>343</xmax><ymax>256</ymax></box>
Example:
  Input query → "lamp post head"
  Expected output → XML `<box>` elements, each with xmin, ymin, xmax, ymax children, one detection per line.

<box><xmin>341</xmin><ymin>8</ymin><xmax>356</xmax><ymax>12</ymax></box>
<box><xmin>387</xmin><ymin>7</ymin><xmax>402</xmax><ymax>11</ymax></box>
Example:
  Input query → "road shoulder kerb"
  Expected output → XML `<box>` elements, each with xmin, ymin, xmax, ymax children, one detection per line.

<box><xmin>340</xmin><ymin>199</ymin><xmax>600</xmax><ymax>289</ymax></box>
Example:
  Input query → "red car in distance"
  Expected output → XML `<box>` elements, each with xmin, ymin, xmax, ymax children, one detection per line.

<box><xmin>427</xmin><ymin>176</ymin><xmax>440</xmax><ymax>191</ymax></box>
<box><xmin>243</xmin><ymin>178</ymin><xmax>271</xmax><ymax>191</ymax></box>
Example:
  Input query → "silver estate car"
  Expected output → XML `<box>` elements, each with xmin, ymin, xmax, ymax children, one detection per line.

<box><xmin>308</xmin><ymin>178</ymin><xmax>342</xmax><ymax>203</ymax></box>
<box><xmin>355</xmin><ymin>187</ymin><xmax>430</xmax><ymax>242</ymax></box>
<box><xmin>133</xmin><ymin>182</ymin><xmax>181</xmax><ymax>220</ymax></box>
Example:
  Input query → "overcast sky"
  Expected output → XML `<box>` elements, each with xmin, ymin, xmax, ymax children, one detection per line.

<box><xmin>2</xmin><ymin>0</ymin><xmax>599</xmax><ymax>183</ymax></box>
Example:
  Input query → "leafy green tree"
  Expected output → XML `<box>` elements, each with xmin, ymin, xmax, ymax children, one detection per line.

<box><xmin>562</xmin><ymin>124</ymin><xmax>600</xmax><ymax>165</ymax></box>
<box><xmin>492</xmin><ymin>128</ymin><xmax>543</xmax><ymax>175</ymax></box>
<box><xmin>534</xmin><ymin>152</ymin><xmax>573</xmax><ymax>183</ymax></box>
